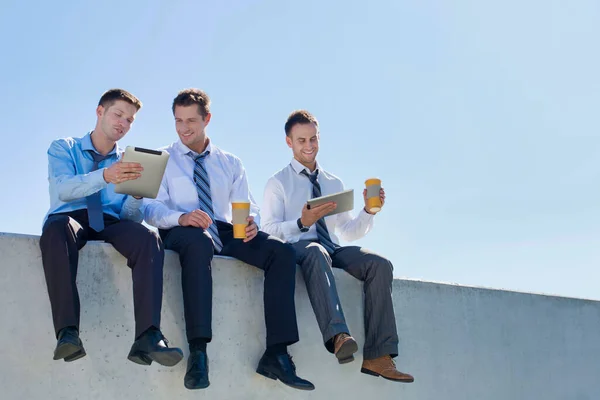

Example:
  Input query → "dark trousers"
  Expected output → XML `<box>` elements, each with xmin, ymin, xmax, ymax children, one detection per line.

<box><xmin>160</xmin><ymin>221</ymin><xmax>299</xmax><ymax>347</ymax></box>
<box><xmin>40</xmin><ymin>209</ymin><xmax>164</xmax><ymax>339</ymax></box>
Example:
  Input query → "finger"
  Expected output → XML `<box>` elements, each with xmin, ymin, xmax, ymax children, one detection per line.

<box><xmin>187</xmin><ymin>217</ymin><xmax>202</xmax><ymax>228</ymax></box>
<box><xmin>120</xmin><ymin>162</ymin><xmax>143</xmax><ymax>169</ymax></box>
<box><xmin>243</xmin><ymin>230</ymin><xmax>257</xmax><ymax>243</ymax></box>
<box><xmin>122</xmin><ymin>173</ymin><xmax>142</xmax><ymax>181</ymax></box>
<box><xmin>246</xmin><ymin>216</ymin><xmax>254</xmax><ymax>223</ymax></box>
<box><xmin>245</xmin><ymin>223</ymin><xmax>256</xmax><ymax>235</ymax></box>
<box><xmin>311</xmin><ymin>202</ymin><xmax>336</xmax><ymax>211</ymax></box>
<box><xmin>195</xmin><ymin>211</ymin><xmax>212</xmax><ymax>227</ymax></box>
<box><xmin>189</xmin><ymin>214</ymin><xmax>204</xmax><ymax>227</ymax></box>
<box><xmin>119</xmin><ymin>167</ymin><xmax>144</xmax><ymax>174</ymax></box>
<box><xmin>316</xmin><ymin>205</ymin><xmax>336</xmax><ymax>219</ymax></box>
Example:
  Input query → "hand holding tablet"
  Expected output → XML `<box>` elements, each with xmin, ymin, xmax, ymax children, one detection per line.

<box><xmin>114</xmin><ymin>146</ymin><xmax>170</xmax><ymax>199</ymax></box>
<box><xmin>306</xmin><ymin>189</ymin><xmax>354</xmax><ymax>217</ymax></box>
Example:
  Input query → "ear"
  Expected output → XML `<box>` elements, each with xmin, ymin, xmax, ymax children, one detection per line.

<box><xmin>203</xmin><ymin>113</ymin><xmax>212</xmax><ymax>125</ymax></box>
<box><xmin>285</xmin><ymin>135</ymin><xmax>293</xmax><ymax>149</ymax></box>
<box><xmin>96</xmin><ymin>105</ymin><xmax>104</xmax><ymax>118</ymax></box>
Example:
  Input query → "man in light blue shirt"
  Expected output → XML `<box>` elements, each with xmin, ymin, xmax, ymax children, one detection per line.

<box><xmin>40</xmin><ymin>89</ymin><xmax>183</xmax><ymax>368</ymax></box>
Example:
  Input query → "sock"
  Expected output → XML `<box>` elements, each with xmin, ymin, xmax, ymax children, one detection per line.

<box><xmin>265</xmin><ymin>343</ymin><xmax>287</xmax><ymax>356</ymax></box>
<box><xmin>189</xmin><ymin>338</ymin><xmax>208</xmax><ymax>352</ymax></box>
<box><xmin>57</xmin><ymin>326</ymin><xmax>77</xmax><ymax>338</ymax></box>
<box><xmin>137</xmin><ymin>326</ymin><xmax>160</xmax><ymax>340</ymax></box>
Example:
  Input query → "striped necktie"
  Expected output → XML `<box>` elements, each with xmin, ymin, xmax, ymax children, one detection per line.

<box><xmin>300</xmin><ymin>169</ymin><xmax>339</xmax><ymax>254</ymax></box>
<box><xmin>189</xmin><ymin>151</ymin><xmax>223</xmax><ymax>252</ymax></box>
<box><xmin>86</xmin><ymin>151</ymin><xmax>111</xmax><ymax>232</ymax></box>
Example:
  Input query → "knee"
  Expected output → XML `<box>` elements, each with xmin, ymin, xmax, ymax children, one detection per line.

<box><xmin>177</xmin><ymin>227</ymin><xmax>215</xmax><ymax>256</ymax></box>
<box><xmin>40</xmin><ymin>216</ymin><xmax>72</xmax><ymax>245</ymax></box>
<box><xmin>139</xmin><ymin>225</ymin><xmax>162</xmax><ymax>246</ymax></box>
<box><xmin>366</xmin><ymin>255</ymin><xmax>394</xmax><ymax>282</ymax></box>
<box><xmin>265</xmin><ymin>236</ymin><xmax>295</xmax><ymax>260</ymax></box>
<box><xmin>302</xmin><ymin>243</ymin><xmax>330</xmax><ymax>266</ymax></box>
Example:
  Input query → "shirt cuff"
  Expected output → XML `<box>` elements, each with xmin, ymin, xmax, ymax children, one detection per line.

<box><xmin>358</xmin><ymin>208</ymin><xmax>376</xmax><ymax>222</ymax></box>
<box><xmin>89</xmin><ymin>168</ymin><xmax>108</xmax><ymax>189</ymax></box>
<box><xmin>282</xmin><ymin>219</ymin><xmax>302</xmax><ymax>238</ymax></box>
<box><xmin>127</xmin><ymin>196</ymin><xmax>143</xmax><ymax>206</ymax></box>
<box><xmin>168</xmin><ymin>211</ymin><xmax>185</xmax><ymax>228</ymax></box>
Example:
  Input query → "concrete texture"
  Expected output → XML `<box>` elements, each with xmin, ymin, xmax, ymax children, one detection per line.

<box><xmin>0</xmin><ymin>232</ymin><xmax>598</xmax><ymax>400</ymax></box>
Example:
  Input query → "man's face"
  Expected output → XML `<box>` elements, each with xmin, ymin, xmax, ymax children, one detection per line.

<box><xmin>286</xmin><ymin>122</ymin><xmax>319</xmax><ymax>168</ymax></box>
<box><xmin>174</xmin><ymin>105</ymin><xmax>211</xmax><ymax>152</ymax></box>
<box><xmin>97</xmin><ymin>100</ymin><xmax>137</xmax><ymax>142</ymax></box>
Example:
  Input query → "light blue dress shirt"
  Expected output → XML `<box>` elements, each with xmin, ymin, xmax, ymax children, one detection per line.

<box><xmin>44</xmin><ymin>132</ymin><xmax>143</xmax><ymax>224</ymax></box>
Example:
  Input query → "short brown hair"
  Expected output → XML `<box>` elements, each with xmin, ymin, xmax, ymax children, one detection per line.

<box><xmin>98</xmin><ymin>88</ymin><xmax>142</xmax><ymax>111</ymax></box>
<box><xmin>284</xmin><ymin>110</ymin><xmax>319</xmax><ymax>136</ymax></box>
<box><xmin>172</xmin><ymin>88</ymin><xmax>211</xmax><ymax>118</ymax></box>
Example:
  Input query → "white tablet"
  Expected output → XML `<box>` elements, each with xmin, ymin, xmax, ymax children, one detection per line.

<box><xmin>114</xmin><ymin>146</ymin><xmax>169</xmax><ymax>199</ymax></box>
<box><xmin>306</xmin><ymin>189</ymin><xmax>354</xmax><ymax>217</ymax></box>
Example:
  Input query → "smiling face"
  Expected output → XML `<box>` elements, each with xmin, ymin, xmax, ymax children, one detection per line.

<box><xmin>286</xmin><ymin>122</ymin><xmax>319</xmax><ymax>171</ymax></box>
<box><xmin>96</xmin><ymin>99</ymin><xmax>137</xmax><ymax>142</ymax></box>
<box><xmin>174</xmin><ymin>104</ymin><xmax>211</xmax><ymax>153</ymax></box>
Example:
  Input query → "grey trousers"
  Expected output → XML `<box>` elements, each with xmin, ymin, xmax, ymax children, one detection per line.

<box><xmin>293</xmin><ymin>240</ymin><xmax>399</xmax><ymax>360</ymax></box>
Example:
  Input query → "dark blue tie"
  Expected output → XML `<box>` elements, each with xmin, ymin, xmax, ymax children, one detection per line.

<box><xmin>86</xmin><ymin>151</ymin><xmax>111</xmax><ymax>232</ymax></box>
<box><xmin>301</xmin><ymin>169</ymin><xmax>339</xmax><ymax>254</ymax></box>
<box><xmin>189</xmin><ymin>151</ymin><xmax>223</xmax><ymax>252</ymax></box>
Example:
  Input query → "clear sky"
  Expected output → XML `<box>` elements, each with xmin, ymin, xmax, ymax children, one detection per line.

<box><xmin>1</xmin><ymin>0</ymin><xmax>599</xmax><ymax>300</ymax></box>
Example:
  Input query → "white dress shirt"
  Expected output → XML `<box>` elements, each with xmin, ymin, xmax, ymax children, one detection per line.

<box><xmin>261</xmin><ymin>158</ymin><xmax>374</xmax><ymax>244</ymax></box>
<box><xmin>144</xmin><ymin>140</ymin><xmax>260</xmax><ymax>229</ymax></box>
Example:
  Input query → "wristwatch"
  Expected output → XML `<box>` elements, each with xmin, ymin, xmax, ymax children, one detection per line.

<box><xmin>297</xmin><ymin>218</ymin><xmax>310</xmax><ymax>233</ymax></box>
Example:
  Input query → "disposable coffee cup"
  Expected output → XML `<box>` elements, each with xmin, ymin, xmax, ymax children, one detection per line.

<box><xmin>232</xmin><ymin>201</ymin><xmax>251</xmax><ymax>239</ymax></box>
<box><xmin>365</xmin><ymin>178</ymin><xmax>382</xmax><ymax>213</ymax></box>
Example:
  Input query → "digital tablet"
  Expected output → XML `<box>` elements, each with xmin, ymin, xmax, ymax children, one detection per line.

<box><xmin>306</xmin><ymin>189</ymin><xmax>354</xmax><ymax>217</ymax></box>
<box><xmin>114</xmin><ymin>146</ymin><xmax>169</xmax><ymax>199</ymax></box>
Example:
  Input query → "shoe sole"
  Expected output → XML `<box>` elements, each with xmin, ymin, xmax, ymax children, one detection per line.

<box><xmin>53</xmin><ymin>342</ymin><xmax>85</xmax><ymax>361</ymax></box>
<box><xmin>256</xmin><ymin>367</ymin><xmax>315</xmax><ymax>391</ymax></box>
<box><xmin>64</xmin><ymin>349</ymin><xmax>87</xmax><ymax>362</ymax></box>
<box><xmin>128</xmin><ymin>349</ymin><xmax>184</xmax><ymax>367</ymax></box>
<box><xmin>360</xmin><ymin>368</ymin><xmax>414</xmax><ymax>383</ymax></box>
<box><xmin>335</xmin><ymin>338</ymin><xmax>358</xmax><ymax>364</ymax></box>
<box><xmin>184</xmin><ymin>380</ymin><xmax>210</xmax><ymax>390</ymax></box>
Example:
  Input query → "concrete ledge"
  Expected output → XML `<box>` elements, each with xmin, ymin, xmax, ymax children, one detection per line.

<box><xmin>1</xmin><ymin>232</ymin><xmax>599</xmax><ymax>400</ymax></box>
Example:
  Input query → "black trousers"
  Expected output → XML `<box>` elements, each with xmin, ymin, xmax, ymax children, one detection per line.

<box><xmin>159</xmin><ymin>221</ymin><xmax>299</xmax><ymax>347</ymax></box>
<box><xmin>40</xmin><ymin>209</ymin><xmax>164</xmax><ymax>339</ymax></box>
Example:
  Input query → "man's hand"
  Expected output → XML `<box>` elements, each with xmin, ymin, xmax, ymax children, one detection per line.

<box><xmin>179</xmin><ymin>209</ymin><xmax>212</xmax><ymax>229</ymax></box>
<box><xmin>300</xmin><ymin>202</ymin><xmax>337</xmax><ymax>227</ymax></box>
<box><xmin>244</xmin><ymin>216</ymin><xmax>259</xmax><ymax>243</ymax></box>
<box><xmin>103</xmin><ymin>161</ymin><xmax>143</xmax><ymax>184</ymax></box>
<box><xmin>363</xmin><ymin>187</ymin><xmax>386</xmax><ymax>215</ymax></box>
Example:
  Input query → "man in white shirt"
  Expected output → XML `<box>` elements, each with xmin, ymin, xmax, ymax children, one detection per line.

<box><xmin>262</xmin><ymin>110</ymin><xmax>414</xmax><ymax>383</ymax></box>
<box><xmin>144</xmin><ymin>89</ymin><xmax>314</xmax><ymax>391</ymax></box>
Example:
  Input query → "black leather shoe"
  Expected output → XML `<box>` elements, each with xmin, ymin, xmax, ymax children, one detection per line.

<box><xmin>53</xmin><ymin>327</ymin><xmax>86</xmax><ymax>362</ymax></box>
<box><xmin>127</xmin><ymin>328</ymin><xmax>183</xmax><ymax>367</ymax></box>
<box><xmin>184</xmin><ymin>350</ymin><xmax>210</xmax><ymax>390</ymax></box>
<box><xmin>256</xmin><ymin>352</ymin><xmax>315</xmax><ymax>391</ymax></box>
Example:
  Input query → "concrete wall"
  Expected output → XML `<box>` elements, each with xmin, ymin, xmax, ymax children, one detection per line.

<box><xmin>0</xmin><ymin>232</ymin><xmax>598</xmax><ymax>400</ymax></box>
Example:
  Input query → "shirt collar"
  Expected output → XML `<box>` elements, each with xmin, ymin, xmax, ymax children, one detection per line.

<box><xmin>176</xmin><ymin>138</ymin><xmax>213</xmax><ymax>157</ymax></box>
<box><xmin>81</xmin><ymin>131</ymin><xmax>119</xmax><ymax>155</ymax></box>
<box><xmin>290</xmin><ymin>157</ymin><xmax>321</xmax><ymax>176</ymax></box>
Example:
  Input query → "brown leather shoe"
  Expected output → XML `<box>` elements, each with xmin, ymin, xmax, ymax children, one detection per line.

<box><xmin>333</xmin><ymin>333</ymin><xmax>358</xmax><ymax>364</ymax></box>
<box><xmin>361</xmin><ymin>355</ymin><xmax>414</xmax><ymax>383</ymax></box>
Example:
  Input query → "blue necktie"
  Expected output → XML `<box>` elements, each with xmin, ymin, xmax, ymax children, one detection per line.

<box><xmin>301</xmin><ymin>169</ymin><xmax>339</xmax><ymax>254</ymax></box>
<box><xmin>189</xmin><ymin>151</ymin><xmax>223</xmax><ymax>252</ymax></box>
<box><xmin>86</xmin><ymin>151</ymin><xmax>111</xmax><ymax>232</ymax></box>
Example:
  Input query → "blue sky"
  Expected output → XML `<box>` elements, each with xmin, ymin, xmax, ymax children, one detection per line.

<box><xmin>1</xmin><ymin>0</ymin><xmax>599</xmax><ymax>299</ymax></box>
